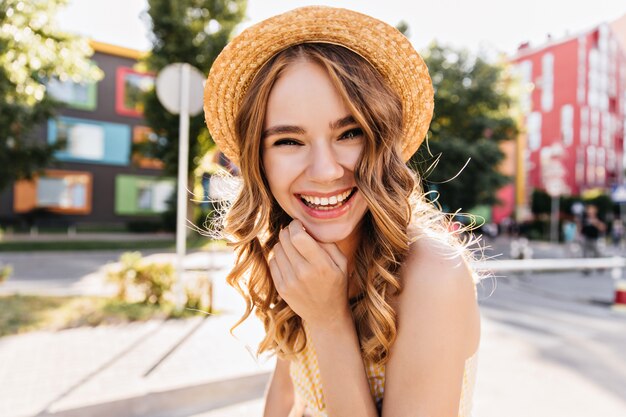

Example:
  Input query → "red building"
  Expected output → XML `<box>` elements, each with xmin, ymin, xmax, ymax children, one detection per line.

<box><xmin>494</xmin><ymin>19</ymin><xmax>626</xmax><ymax>223</ymax></box>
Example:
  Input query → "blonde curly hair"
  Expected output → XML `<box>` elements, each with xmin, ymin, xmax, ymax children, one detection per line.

<box><xmin>213</xmin><ymin>43</ymin><xmax>478</xmax><ymax>366</ymax></box>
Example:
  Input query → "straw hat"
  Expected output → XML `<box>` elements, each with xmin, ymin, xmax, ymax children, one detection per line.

<box><xmin>204</xmin><ymin>5</ymin><xmax>434</xmax><ymax>165</ymax></box>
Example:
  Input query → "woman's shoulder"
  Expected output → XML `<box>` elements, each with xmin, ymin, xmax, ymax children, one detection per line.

<box><xmin>402</xmin><ymin>234</ymin><xmax>474</xmax><ymax>287</ymax></box>
<box><xmin>393</xmin><ymin>234</ymin><xmax>480</xmax><ymax>355</ymax></box>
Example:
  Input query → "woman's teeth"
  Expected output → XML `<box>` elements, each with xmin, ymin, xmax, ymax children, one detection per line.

<box><xmin>300</xmin><ymin>188</ymin><xmax>354</xmax><ymax>209</ymax></box>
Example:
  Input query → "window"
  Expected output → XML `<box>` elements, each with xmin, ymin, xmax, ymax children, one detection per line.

<box><xmin>608</xmin><ymin>39</ymin><xmax>618</xmax><ymax>97</ymax></box>
<box><xmin>560</xmin><ymin>105</ymin><xmax>574</xmax><ymax>146</ymax></box>
<box><xmin>588</xmin><ymin>48</ymin><xmax>600</xmax><ymax>109</ymax></box>
<box><xmin>580</xmin><ymin>106</ymin><xmax>589</xmax><ymax>144</ymax></box>
<box><xmin>13</xmin><ymin>170</ymin><xmax>92</xmax><ymax>214</ymax></box>
<box><xmin>62</xmin><ymin>122</ymin><xmax>105</xmax><ymax>160</ymax></box>
<box><xmin>601</xmin><ymin>112</ymin><xmax>612</xmax><ymax>148</ymax></box>
<box><xmin>115</xmin><ymin>175</ymin><xmax>175</xmax><ymax>215</ymax></box>
<box><xmin>541</xmin><ymin>53</ymin><xmax>554</xmax><ymax>112</ymax></box>
<box><xmin>48</xmin><ymin>117</ymin><xmax>131</xmax><ymax>165</ymax></box>
<box><xmin>527</xmin><ymin>112</ymin><xmax>542</xmax><ymax>151</ymax></box>
<box><xmin>590</xmin><ymin>110</ymin><xmax>600</xmax><ymax>145</ymax></box>
<box><xmin>577</xmin><ymin>35</ymin><xmax>587</xmax><ymax>104</ymax></box>
<box><xmin>608</xmin><ymin>149</ymin><xmax>616</xmax><ymax>171</ymax></box>
<box><xmin>116</xmin><ymin>67</ymin><xmax>155</xmax><ymax>117</ymax></box>
<box><xmin>596</xmin><ymin>148</ymin><xmax>606</xmax><ymax>184</ymax></box>
<box><xmin>587</xmin><ymin>146</ymin><xmax>596</xmax><ymax>185</ymax></box>
<box><xmin>132</xmin><ymin>126</ymin><xmax>164</xmax><ymax>169</ymax></box>
<box><xmin>136</xmin><ymin>184</ymin><xmax>154</xmax><ymax>211</ymax></box>
<box><xmin>576</xmin><ymin>148</ymin><xmax>584</xmax><ymax>185</ymax></box>
<box><xmin>588</xmin><ymin>46</ymin><xmax>609</xmax><ymax>111</ymax></box>
<box><xmin>47</xmin><ymin>78</ymin><xmax>97</xmax><ymax>110</ymax></box>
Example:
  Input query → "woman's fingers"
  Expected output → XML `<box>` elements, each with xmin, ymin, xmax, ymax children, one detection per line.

<box><xmin>287</xmin><ymin>220</ymin><xmax>328</xmax><ymax>263</ymax></box>
<box><xmin>278</xmin><ymin>226</ymin><xmax>306</xmax><ymax>270</ymax></box>
<box><xmin>319</xmin><ymin>242</ymin><xmax>348</xmax><ymax>275</ymax></box>
<box><xmin>273</xmin><ymin>242</ymin><xmax>296</xmax><ymax>283</ymax></box>
<box><xmin>268</xmin><ymin>255</ymin><xmax>284</xmax><ymax>293</ymax></box>
<box><xmin>286</xmin><ymin>220</ymin><xmax>348</xmax><ymax>276</ymax></box>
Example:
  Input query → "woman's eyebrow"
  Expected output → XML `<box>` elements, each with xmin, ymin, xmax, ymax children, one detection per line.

<box><xmin>262</xmin><ymin>116</ymin><xmax>357</xmax><ymax>139</ymax></box>
<box><xmin>329</xmin><ymin>115</ymin><xmax>357</xmax><ymax>130</ymax></box>
<box><xmin>262</xmin><ymin>125</ymin><xmax>306</xmax><ymax>139</ymax></box>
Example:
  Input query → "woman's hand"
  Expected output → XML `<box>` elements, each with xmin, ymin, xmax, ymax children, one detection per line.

<box><xmin>268</xmin><ymin>219</ymin><xmax>351</xmax><ymax>327</ymax></box>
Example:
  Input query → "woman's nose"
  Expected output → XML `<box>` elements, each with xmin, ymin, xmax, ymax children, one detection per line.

<box><xmin>306</xmin><ymin>142</ymin><xmax>344</xmax><ymax>183</ymax></box>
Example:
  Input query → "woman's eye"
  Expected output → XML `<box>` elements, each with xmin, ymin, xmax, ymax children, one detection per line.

<box><xmin>274</xmin><ymin>139</ymin><xmax>301</xmax><ymax>146</ymax></box>
<box><xmin>340</xmin><ymin>128</ymin><xmax>363</xmax><ymax>140</ymax></box>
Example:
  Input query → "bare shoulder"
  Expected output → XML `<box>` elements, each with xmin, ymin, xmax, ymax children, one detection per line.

<box><xmin>401</xmin><ymin>238</ymin><xmax>474</xmax><ymax>299</ymax></box>
<box><xmin>394</xmin><ymin>235</ymin><xmax>480</xmax><ymax>357</ymax></box>
<box><xmin>382</xmin><ymin>236</ymin><xmax>481</xmax><ymax>415</ymax></box>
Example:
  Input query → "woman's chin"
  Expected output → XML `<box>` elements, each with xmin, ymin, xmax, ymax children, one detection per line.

<box><xmin>301</xmin><ymin>224</ymin><xmax>353</xmax><ymax>244</ymax></box>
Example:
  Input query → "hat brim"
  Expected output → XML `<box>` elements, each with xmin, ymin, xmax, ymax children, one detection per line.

<box><xmin>204</xmin><ymin>6</ymin><xmax>434</xmax><ymax>165</ymax></box>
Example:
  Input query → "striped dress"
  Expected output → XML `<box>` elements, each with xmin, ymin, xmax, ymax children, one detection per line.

<box><xmin>289</xmin><ymin>296</ymin><xmax>479</xmax><ymax>417</ymax></box>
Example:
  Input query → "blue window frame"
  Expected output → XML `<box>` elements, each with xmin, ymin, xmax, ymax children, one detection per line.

<box><xmin>48</xmin><ymin>117</ymin><xmax>131</xmax><ymax>165</ymax></box>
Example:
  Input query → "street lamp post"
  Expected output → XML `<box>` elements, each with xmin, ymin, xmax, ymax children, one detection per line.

<box><xmin>155</xmin><ymin>63</ymin><xmax>205</xmax><ymax>309</ymax></box>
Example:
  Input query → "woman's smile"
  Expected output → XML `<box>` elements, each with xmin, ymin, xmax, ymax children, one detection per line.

<box><xmin>261</xmin><ymin>59</ymin><xmax>369</xmax><ymax>244</ymax></box>
<box><xmin>296</xmin><ymin>187</ymin><xmax>359</xmax><ymax>219</ymax></box>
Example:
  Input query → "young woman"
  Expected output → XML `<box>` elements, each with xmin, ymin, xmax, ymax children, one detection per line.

<box><xmin>203</xmin><ymin>6</ymin><xmax>481</xmax><ymax>417</ymax></box>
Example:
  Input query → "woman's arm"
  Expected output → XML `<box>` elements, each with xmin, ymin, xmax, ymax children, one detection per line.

<box><xmin>382</xmin><ymin>238</ymin><xmax>481</xmax><ymax>417</ymax></box>
<box><xmin>306</xmin><ymin>312</ymin><xmax>379</xmax><ymax>417</ymax></box>
<box><xmin>264</xmin><ymin>357</ymin><xmax>299</xmax><ymax>417</ymax></box>
<box><xmin>268</xmin><ymin>220</ymin><xmax>379</xmax><ymax>417</ymax></box>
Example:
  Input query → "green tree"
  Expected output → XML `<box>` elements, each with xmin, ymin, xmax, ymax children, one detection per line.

<box><xmin>0</xmin><ymin>0</ymin><xmax>103</xmax><ymax>192</ymax></box>
<box><xmin>141</xmin><ymin>0</ymin><xmax>247</xmax><ymax>177</ymax></box>
<box><xmin>411</xmin><ymin>43</ymin><xmax>519</xmax><ymax>213</ymax></box>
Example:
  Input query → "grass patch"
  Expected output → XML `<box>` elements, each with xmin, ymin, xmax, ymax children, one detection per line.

<box><xmin>0</xmin><ymin>294</ymin><xmax>209</xmax><ymax>338</ymax></box>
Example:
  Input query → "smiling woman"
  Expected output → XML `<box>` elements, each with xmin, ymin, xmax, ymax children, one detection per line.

<box><xmin>261</xmin><ymin>57</ymin><xmax>369</xmax><ymax>245</ymax></box>
<box><xmin>203</xmin><ymin>6</ymin><xmax>481</xmax><ymax>417</ymax></box>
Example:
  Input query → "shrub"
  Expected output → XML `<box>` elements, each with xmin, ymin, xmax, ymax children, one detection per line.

<box><xmin>0</xmin><ymin>264</ymin><xmax>12</xmax><ymax>284</ymax></box>
<box><xmin>183</xmin><ymin>273</ymin><xmax>213</xmax><ymax>314</ymax></box>
<box><xmin>107</xmin><ymin>252</ymin><xmax>174</xmax><ymax>305</ymax></box>
<box><xmin>106</xmin><ymin>252</ymin><xmax>213</xmax><ymax>313</ymax></box>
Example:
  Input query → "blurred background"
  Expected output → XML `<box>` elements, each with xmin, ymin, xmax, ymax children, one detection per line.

<box><xmin>1</xmin><ymin>1</ymin><xmax>626</xmax><ymax>417</ymax></box>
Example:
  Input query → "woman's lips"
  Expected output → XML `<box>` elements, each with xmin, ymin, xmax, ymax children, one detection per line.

<box><xmin>296</xmin><ymin>188</ymin><xmax>357</xmax><ymax>219</ymax></box>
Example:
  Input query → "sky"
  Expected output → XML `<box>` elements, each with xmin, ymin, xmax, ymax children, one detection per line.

<box><xmin>57</xmin><ymin>0</ymin><xmax>625</xmax><ymax>56</ymax></box>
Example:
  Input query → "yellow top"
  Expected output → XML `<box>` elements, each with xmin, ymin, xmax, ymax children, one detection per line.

<box><xmin>289</xmin><ymin>335</ymin><xmax>478</xmax><ymax>417</ymax></box>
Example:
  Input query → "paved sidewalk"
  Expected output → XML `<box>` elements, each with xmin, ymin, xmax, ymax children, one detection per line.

<box><xmin>0</xmin><ymin>254</ymin><xmax>274</xmax><ymax>417</ymax></box>
<box><xmin>1</xmin><ymin>244</ymin><xmax>625</xmax><ymax>417</ymax></box>
<box><xmin>0</xmin><ymin>314</ymin><xmax>273</xmax><ymax>417</ymax></box>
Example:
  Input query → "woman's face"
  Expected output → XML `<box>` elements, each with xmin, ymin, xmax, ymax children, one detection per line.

<box><xmin>261</xmin><ymin>59</ymin><xmax>369</xmax><ymax>245</ymax></box>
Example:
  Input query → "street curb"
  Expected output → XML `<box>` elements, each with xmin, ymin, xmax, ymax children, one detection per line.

<box><xmin>41</xmin><ymin>372</ymin><xmax>270</xmax><ymax>417</ymax></box>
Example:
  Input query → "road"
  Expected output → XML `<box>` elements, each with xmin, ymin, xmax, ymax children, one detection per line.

<box><xmin>0</xmin><ymin>249</ymin><xmax>235</xmax><ymax>295</ymax></box>
<box><xmin>2</xmin><ymin>240</ymin><xmax>626</xmax><ymax>416</ymax></box>
<box><xmin>189</xmin><ymin>270</ymin><xmax>626</xmax><ymax>417</ymax></box>
<box><xmin>474</xmin><ymin>272</ymin><xmax>626</xmax><ymax>417</ymax></box>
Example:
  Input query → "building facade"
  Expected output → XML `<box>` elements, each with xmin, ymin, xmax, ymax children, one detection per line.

<box><xmin>495</xmin><ymin>21</ymin><xmax>626</xmax><ymax>223</ymax></box>
<box><xmin>0</xmin><ymin>41</ymin><xmax>175</xmax><ymax>230</ymax></box>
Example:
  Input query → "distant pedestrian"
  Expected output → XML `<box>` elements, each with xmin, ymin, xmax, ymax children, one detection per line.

<box><xmin>562</xmin><ymin>220</ymin><xmax>577</xmax><ymax>244</ymax></box>
<box><xmin>562</xmin><ymin>220</ymin><xmax>580</xmax><ymax>257</ymax></box>
<box><xmin>611</xmin><ymin>218</ymin><xmax>623</xmax><ymax>247</ymax></box>
<box><xmin>203</xmin><ymin>6</ymin><xmax>481</xmax><ymax>416</ymax></box>
<box><xmin>580</xmin><ymin>205</ymin><xmax>606</xmax><ymax>259</ymax></box>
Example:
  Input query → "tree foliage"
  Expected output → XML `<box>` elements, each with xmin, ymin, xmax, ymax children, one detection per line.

<box><xmin>411</xmin><ymin>43</ymin><xmax>519</xmax><ymax>213</ymax></box>
<box><xmin>141</xmin><ymin>0</ymin><xmax>247</xmax><ymax>177</ymax></box>
<box><xmin>0</xmin><ymin>0</ymin><xmax>103</xmax><ymax>192</ymax></box>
